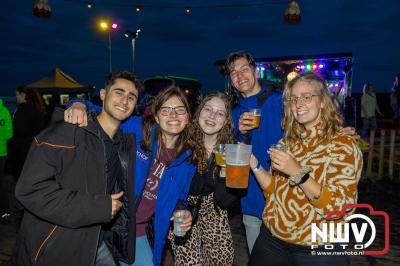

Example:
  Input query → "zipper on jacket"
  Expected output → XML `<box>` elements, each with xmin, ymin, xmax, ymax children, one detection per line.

<box><xmin>92</xmin><ymin>138</ymin><xmax>108</xmax><ymax>265</ymax></box>
<box><xmin>33</xmin><ymin>225</ymin><xmax>58</xmax><ymax>262</ymax></box>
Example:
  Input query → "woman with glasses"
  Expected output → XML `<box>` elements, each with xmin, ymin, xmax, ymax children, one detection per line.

<box><xmin>169</xmin><ymin>92</ymin><xmax>236</xmax><ymax>265</ymax></box>
<box><xmin>248</xmin><ymin>73</ymin><xmax>362</xmax><ymax>266</ymax></box>
<box><xmin>65</xmin><ymin>87</ymin><xmax>196</xmax><ymax>266</ymax></box>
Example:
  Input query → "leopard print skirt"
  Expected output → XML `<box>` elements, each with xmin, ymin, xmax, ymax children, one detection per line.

<box><xmin>169</xmin><ymin>193</ymin><xmax>234</xmax><ymax>266</ymax></box>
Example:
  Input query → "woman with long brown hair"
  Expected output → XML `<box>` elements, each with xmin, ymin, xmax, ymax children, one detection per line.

<box><xmin>170</xmin><ymin>92</ymin><xmax>236</xmax><ymax>265</ymax></box>
<box><xmin>11</xmin><ymin>87</ymin><xmax>47</xmax><ymax>179</ymax></box>
<box><xmin>248</xmin><ymin>73</ymin><xmax>362</xmax><ymax>265</ymax></box>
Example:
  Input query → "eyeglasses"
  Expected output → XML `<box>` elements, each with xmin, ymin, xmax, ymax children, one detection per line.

<box><xmin>286</xmin><ymin>93</ymin><xmax>320</xmax><ymax>105</ymax></box>
<box><xmin>229</xmin><ymin>65</ymin><xmax>252</xmax><ymax>79</ymax></box>
<box><xmin>159</xmin><ymin>106</ymin><xmax>187</xmax><ymax>116</ymax></box>
<box><xmin>201</xmin><ymin>105</ymin><xmax>227</xmax><ymax>120</ymax></box>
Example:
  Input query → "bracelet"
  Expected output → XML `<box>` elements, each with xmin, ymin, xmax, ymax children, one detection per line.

<box><xmin>288</xmin><ymin>166</ymin><xmax>312</xmax><ymax>186</ymax></box>
<box><xmin>252</xmin><ymin>162</ymin><xmax>262</xmax><ymax>172</ymax></box>
<box><xmin>298</xmin><ymin>173</ymin><xmax>311</xmax><ymax>185</ymax></box>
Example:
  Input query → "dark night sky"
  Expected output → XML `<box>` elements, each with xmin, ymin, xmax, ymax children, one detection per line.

<box><xmin>1</xmin><ymin>0</ymin><xmax>399</xmax><ymax>96</ymax></box>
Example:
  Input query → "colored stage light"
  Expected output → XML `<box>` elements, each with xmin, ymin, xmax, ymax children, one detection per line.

<box><xmin>287</xmin><ymin>71</ymin><xmax>298</xmax><ymax>81</ymax></box>
<box><xmin>319</xmin><ymin>64</ymin><xmax>324</xmax><ymax>68</ymax></box>
<box><xmin>111</xmin><ymin>23</ymin><xmax>118</xmax><ymax>29</ymax></box>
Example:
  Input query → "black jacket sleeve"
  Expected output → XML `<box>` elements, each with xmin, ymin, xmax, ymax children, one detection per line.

<box><xmin>15</xmin><ymin>124</ymin><xmax>112</xmax><ymax>229</ymax></box>
<box><xmin>213</xmin><ymin>176</ymin><xmax>238</xmax><ymax>209</ymax></box>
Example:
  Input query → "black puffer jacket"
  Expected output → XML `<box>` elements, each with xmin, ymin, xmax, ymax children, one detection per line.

<box><xmin>12</xmin><ymin>109</ymin><xmax>136</xmax><ymax>266</ymax></box>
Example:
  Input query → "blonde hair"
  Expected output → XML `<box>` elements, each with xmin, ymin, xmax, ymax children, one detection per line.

<box><xmin>281</xmin><ymin>73</ymin><xmax>343</xmax><ymax>148</ymax></box>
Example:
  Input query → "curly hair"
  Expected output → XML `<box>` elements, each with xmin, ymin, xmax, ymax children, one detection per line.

<box><xmin>281</xmin><ymin>73</ymin><xmax>343</xmax><ymax>149</ymax></box>
<box><xmin>188</xmin><ymin>92</ymin><xmax>235</xmax><ymax>174</ymax></box>
<box><xmin>141</xmin><ymin>86</ymin><xmax>191</xmax><ymax>159</ymax></box>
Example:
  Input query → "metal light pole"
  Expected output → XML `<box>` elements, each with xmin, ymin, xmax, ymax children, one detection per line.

<box><xmin>125</xmin><ymin>29</ymin><xmax>141</xmax><ymax>72</ymax></box>
<box><xmin>108</xmin><ymin>30</ymin><xmax>112</xmax><ymax>72</ymax></box>
<box><xmin>99</xmin><ymin>20</ymin><xmax>118</xmax><ymax>72</ymax></box>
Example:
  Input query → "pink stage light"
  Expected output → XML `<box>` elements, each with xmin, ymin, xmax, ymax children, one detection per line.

<box><xmin>111</xmin><ymin>23</ymin><xmax>118</xmax><ymax>29</ymax></box>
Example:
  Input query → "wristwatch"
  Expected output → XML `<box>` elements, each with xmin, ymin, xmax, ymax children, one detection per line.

<box><xmin>288</xmin><ymin>166</ymin><xmax>312</xmax><ymax>186</ymax></box>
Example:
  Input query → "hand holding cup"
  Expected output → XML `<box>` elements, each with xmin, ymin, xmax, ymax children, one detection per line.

<box><xmin>238</xmin><ymin>108</ymin><xmax>261</xmax><ymax>133</ymax></box>
<box><xmin>268</xmin><ymin>144</ymin><xmax>301</xmax><ymax>176</ymax></box>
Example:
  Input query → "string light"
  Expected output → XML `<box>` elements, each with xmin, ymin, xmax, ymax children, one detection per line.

<box><xmin>72</xmin><ymin>0</ymin><xmax>289</xmax><ymax>10</ymax></box>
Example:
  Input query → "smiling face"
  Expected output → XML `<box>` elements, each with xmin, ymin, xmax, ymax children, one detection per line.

<box><xmin>229</xmin><ymin>57</ymin><xmax>260</xmax><ymax>97</ymax></box>
<box><xmin>290</xmin><ymin>81</ymin><xmax>324</xmax><ymax>129</ymax></box>
<box><xmin>198</xmin><ymin>97</ymin><xmax>227</xmax><ymax>136</ymax></box>
<box><xmin>155</xmin><ymin>96</ymin><xmax>189</xmax><ymax>138</ymax></box>
<box><xmin>100</xmin><ymin>78</ymin><xmax>138</xmax><ymax>122</ymax></box>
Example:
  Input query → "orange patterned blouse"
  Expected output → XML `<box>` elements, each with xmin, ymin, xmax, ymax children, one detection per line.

<box><xmin>262</xmin><ymin>125</ymin><xmax>363</xmax><ymax>246</ymax></box>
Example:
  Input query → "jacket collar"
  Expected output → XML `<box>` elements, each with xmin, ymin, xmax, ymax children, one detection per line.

<box><xmin>239</xmin><ymin>87</ymin><xmax>267</xmax><ymax>108</ymax></box>
<box><xmin>83</xmin><ymin>110</ymin><xmax>122</xmax><ymax>142</ymax></box>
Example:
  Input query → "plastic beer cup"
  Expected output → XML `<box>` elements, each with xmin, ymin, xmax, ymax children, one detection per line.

<box><xmin>270</xmin><ymin>143</ymin><xmax>287</xmax><ymax>152</ymax></box>
<box><xmin>213</xmin><ymin>144</ymin><xmax>226</xmax><ymax>166</ymax></box>
<box><xmin>225</xmin><ymin>144</ymin><xmax>252</xmax><ymax>188</ymax></box>
<box><xmin>269</xmin><ymin>143</ymin><xmax>288</xmax><ymax>173</ymax></box>
<box><xmin>173</xmin><ymin>210</ymin><xmax>185</xmax><ymax>237</ymax></box>
<box><xmin>249</xmin><ymin>108</ymin><xmax>261</xmax><ymax>128</ymax></box>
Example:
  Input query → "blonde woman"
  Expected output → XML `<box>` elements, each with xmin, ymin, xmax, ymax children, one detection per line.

<box><xmin>248</xmin><ymin>73</ymin><xmax>362</xmax><ymax>266</ymax></box>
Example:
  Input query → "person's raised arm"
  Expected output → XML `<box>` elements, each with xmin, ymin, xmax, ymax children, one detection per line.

<box><xmin>250</xmin><ymin>154</ymin><xmax>273</xmax><ymax>191</ymax></box>
<box><xmin>64</xmin><ymin>99</ymin><xmax>102</xmax><ymax>127</ymax></box>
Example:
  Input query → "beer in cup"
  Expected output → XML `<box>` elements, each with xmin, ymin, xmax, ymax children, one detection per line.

<box><xmin>249</xmin><ymin>108</ymin><xmax>261</xmax><ymax>128</ymax></box>
<box><xmin>225</xmin><ymin>144</ymin><xmax>252</xmax><ymax>188</ymax></box>
<box><xmin>213</xmin><ymin>144</ymin><xmax>226</xmax><ymax>166</ymax></box>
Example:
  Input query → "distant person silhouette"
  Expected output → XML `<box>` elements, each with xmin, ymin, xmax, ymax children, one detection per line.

<box><xmin>10</xmin><ymin>87</ymin><xmax>46</xmax><ymax>180</ymax></box>
<box><xmin>361</xmin><ymin>83</ymin><xmax>384</xmax><ymax>137</ymax></box>
<box><xmin>390</xmin><ymin>73</ymin><xmax>400</xmax><ymax>121</ymax></box>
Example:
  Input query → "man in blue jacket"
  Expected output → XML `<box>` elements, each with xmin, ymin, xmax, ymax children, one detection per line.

<box><xmin>225</xmin><ymin>51</ymin><xmax>284</xmax><ymax>253</ymax></box>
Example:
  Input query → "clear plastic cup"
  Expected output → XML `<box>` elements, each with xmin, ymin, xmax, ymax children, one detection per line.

<box><xmin>173</xmin><ymin>210</ymin><xmax>185</xmax><ymax>237</ymax></box>
<box><xmin>225</xmin><ymin>144</ymin><xmax>252</xmax><ymax>188</ymax></box>
<box><xmin>213</xmin><ymin>144</ymin><xmax>226</xmax><ymax>166</ymax></box>
<box><xmin>270</xmin><ymin>143</ymin><xmax>287</xmax><ymax>152</ymax></box>
<box><xmin>249</xmin><ymin>108</ymin><xmax>261</xmax><ymax>128</ymax></box>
